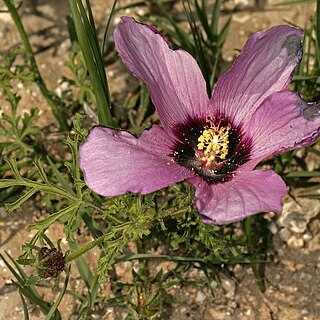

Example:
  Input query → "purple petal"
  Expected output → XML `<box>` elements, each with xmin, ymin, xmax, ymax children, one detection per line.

<box><xmin>79</xmin><ymin>125</ymin><xmax>193</xmax><ymax>196</ymax></box>
<box><xmin>114</xmin><ymin>17</ymin><xmax>209</xmax><ymax>131</ymax></box>
<box><xmin>209</xmin><ymin>25</ymin><xmax>303</xmax><ymax>125</ymax></box>
<box><xmin>189</xmin><ymin>170</ymin><xmax>286</xmax><ymax>224</ymax></box>
<box><xmin>242</xmin><ymin>91</ymin><xmax>320</xmax><ymax>170</ymax></box>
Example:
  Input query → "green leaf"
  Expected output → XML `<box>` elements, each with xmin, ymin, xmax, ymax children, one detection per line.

<box><xmin>30</xmin><ymin>202</ymin><xmax>81</xmax><ymax>231</ymax></box>
<box><xmin>273</xmin><ymin>0</ymin><xmax>315</xmax><ymax>5</ymax></box>
<box><xmin>47</xmin><ymin>156</ymin><xmax>75</xmax><ymax>195</ymax></box>
<box><xmin>285</xmin><ymin>171</ymin><xmax>320</xmax><ymax>178</ymax></box>
<box><xmin>299</xmin><ymin>194</ymin><xmax>320</xmax><ymax>199</ymax></box>
<box><xmin>5</xmin><ymin>187</ymin><xmax>37</xmax><ymax>213</ymax></box>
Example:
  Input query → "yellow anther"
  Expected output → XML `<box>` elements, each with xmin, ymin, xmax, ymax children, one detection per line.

<box><xmin>197</xmin><ymin>122</ymin><xmax>231</xmax><ymax>164</ymax></box>
<box><xmin>198</xmin><ymin>143</ymin><xmax>204</xmax><ymax>150</ymax></box>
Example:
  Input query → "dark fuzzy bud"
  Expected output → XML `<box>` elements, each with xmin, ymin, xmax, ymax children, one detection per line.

<box><xmin>36</xmin><ymin>247</ymin><xmax>65</xmax><ymax>278</ymax></box>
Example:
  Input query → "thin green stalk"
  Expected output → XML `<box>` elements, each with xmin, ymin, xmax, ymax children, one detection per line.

<box><xmin>45</xmin><ymin>274</ymin><xmax>69</xmax><ymax>320</ymax></box>
<box><xmin>65</xmin><ymin>234</ymin><xmax>106</xmax><ymax>263</ymax></box>
<box><xmin>317</xmin><ymin>0</ymin><xmax>320</xmax><ymax>46</ymax></box>
<box><xmin>183</xmin><ymin>0</ymin><xmax>212</xmax><ymax>95</ymax></box>
<box><xmin>115</xmin><ymin>253</ymin><xmax>206</xmax><ymax>264</ymax></box>
<box><xmin>243</xmin><ymin>217</ymin><xmax>266</xmax><ymax>292</ymax></box>
<box><xmin>136</xmin><ymin>239</ymin><xmax>147</xmax><ymax>280</ymax></box>
<box><xmin>68</xmin><ymin>239</ymin><xmax>93</xmax><ymax>287</ymax></box>
<box><xmin>3</xmin><ymin>0</ymin><xmax>69</xmax><ymax>132</ymax></box>
<box><xmin>101</xmin><ymin>0</ymin><xmax>118</xmax><ymax>55</ymax></box>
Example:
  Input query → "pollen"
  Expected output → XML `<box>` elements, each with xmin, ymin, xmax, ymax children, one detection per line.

<box><xmin>197</xmin><ymin>123</ymin><xmax>231</xmax><ymax>164</ymax></box>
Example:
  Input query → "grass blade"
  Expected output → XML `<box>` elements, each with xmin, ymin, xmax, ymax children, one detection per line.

<box><xmin>285</xmin><ymin>171</ymin><xmax>320</xmax><ymax>178</ymax></box>
<box><xmin>18</xmin><ymin>288</ymin><xmax>30</xmax><ymax>320</ymax></box>
<box><xmin>102</xmin><ymin>0</ymin><xmax>118</xmax><ymax>55</ymax></box>
<box><xmin>45</xmin><ymin>274</ymin><xmax>70</xmax><ymax>320</ymax></box>
<box><xmin>210</xmin><ymin>0</ymin><xmax>221</xmax><ymax>36</ymax></box>
<box><xmin>69</xmin><ymin>0</ymin><xmax>113</xmax><ymax>126</ymax></box>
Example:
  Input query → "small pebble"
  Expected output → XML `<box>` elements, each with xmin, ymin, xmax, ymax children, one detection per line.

<box><xmin>279</xmin><ymin>228</ymin><xmax>291</xmax><ymax>242</ymax></box>
<box><xmin>302</xmin><ymin>231</ymin><xmax>312</xmax><ymax>241</ymax></box>
<box><xmin>195</xmin><ymin>291</ymin><xmax>206</xmax><ymax>303</ymax></box>
<box><xmin>282</xmin><ymin>259</ymin><xmax>296</xmax><ymax>272</ymax></box>
<box><xmin>221</xmin><ymin>276</ymin><xmax>236</xmax><ymax>297</ymax></box>
<box><xmin>228</xmin><ymin>301</ymin><xmax>237</xmax><ymax>309</ymax></box>
<box><xmin>287</xmin><ymin>235</ymin><xmax>304</xmax><ymax>249</ymax></box>
<box><xmin>210</xmin><ymin>280</ymin><xmax>218</xmax><ymax>289</ymax></box>
<box><xmin>245</xmin><ymin>309</ymin><xmax>252</xmax><ymax>315</ymax></box>
<box><xmin>268</xmin><ymin>221</ymin><xmax>278</xmax><ymax>234</ymax></box>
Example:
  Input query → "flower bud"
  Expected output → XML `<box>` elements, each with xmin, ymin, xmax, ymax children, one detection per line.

<box><xmin>36</xmin><ymin>247</ymin><xmax>65</xmax><ymax>278</ymax></box>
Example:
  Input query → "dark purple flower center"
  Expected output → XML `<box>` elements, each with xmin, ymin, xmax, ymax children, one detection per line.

<box><xmin>173</xmin><ymin>115</ymin><xmax>251</xmax><ymax>184</ymax></box>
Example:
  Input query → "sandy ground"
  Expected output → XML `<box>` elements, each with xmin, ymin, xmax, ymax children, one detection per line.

<box><xmin>0</xmin><ymin>0</ymin><xmax>319</xmax><ymax>319</ymax></box>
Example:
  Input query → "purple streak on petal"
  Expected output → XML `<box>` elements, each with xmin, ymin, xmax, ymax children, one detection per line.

<box><xmin>209</xmin><ymin>25</ymin><xmax>303</xmax><ymax>125</ymax></box>
<box><xmin>189</xmin><ymin>170</ymin><xmax>286</xmax><ymax>225</ymax></box>
<box><xmin>241</xmin><ymin>91</ymin><xmax>320</xmax><ymax>171</ymax></box>
<box><xmin>114</xmin><ymin>16</ymin><xmax>209</xmax><ymax>131</ymax></box>
<box><xmin>79</xmin><ymin>125</ymin><xmax>194</xmax><ymax>196</ymax></box>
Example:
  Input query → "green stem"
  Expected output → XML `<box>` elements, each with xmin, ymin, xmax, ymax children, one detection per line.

<box><xmin>4</xmin><ymin>0</ymin><xmax>69</xmax><ymax>131</ymax></box>
<box><xmin>114</xmin><ymin>253</ymin><xmax>214</xmax><ymax>264</ymax></box>
<box><xmin>136</xmin><ymin>239</ymin><xmax>147</xmax><ymax>280</ymax></box>
<box><xmin>65</xmin><ymin>234</ymin><xmax>106</xmax><ymax>263</ymax></box>
<box><xmin>243</xmin><ymin>216</ymin><xmax>266</xmax><ymax>292</ymax></box>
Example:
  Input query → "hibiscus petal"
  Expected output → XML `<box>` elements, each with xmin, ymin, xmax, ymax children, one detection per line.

<box><xmin>114</xmin><ymin>16</ymin><xmax>209</xmax><ymax>131</ymax></box>
<box><xmin>242</xmin><ymin>91</ymin><xmax>320</xmax><ymax>170</ymax></box>
<box><xmin>189</xmin><ymin>170</ymin><xmax>286</xmax><ymax>224</ymax></box>
<box><xmin>209</xmin><ymin>25</ymin><xmax>303</xmax><ymax>125</ymax></box>
<box><xmin>79</xmin><ymin>125</ymin><xmax>193</xmax><ymax>196</ymax></box>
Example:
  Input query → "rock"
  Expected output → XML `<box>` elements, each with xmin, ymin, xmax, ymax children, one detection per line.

<box><xmin>281</xmin><ymin>259</ymin><xmax>296</xmax><ymax>272</ymax></box>
<box><xmin>220</xmin><ymin>275</ymin><xmax>236</xmax><ymax>298</ymax></box>
<box><xmin>195</xmin><ymin>291</ymin><xmax>206</xmax><ymax>303</ymax></box>
<box><xmin>228</xmin><ymin>301</ymin><xmax>237</xmax><ymax>309</ymax></box>
<box><xmin>279</xmin><ymin>228</ymin><xmax>291</xmax><ymax>242</ymax></box>
<box><xmin>309</xmin><ymin>219</ymin><xmax>320</xmax><ymax>235</ymax></box>
<box><xmin>302</xmin><ymin>230</ymin><xmax>313</xmax><ymax>242</ymax></box>
<box><xmin>234</xmin><ymin>0</ymin><xmax>255</xmax><ymax>9</ymax></box>
<box><xmin>156</xmin><ymin>261</ymin><xmax>177</xmax><ymax>274</ymax></box>
<box><xmin>210</xmin><ymin>280</ymin><xmax>218</xmax><ymax>289</ymax></box>
<box><xmin>268</xmin><ymin>221</ymin><xmax>278</xmax><ymax>234</ymax></box>
<box><xmin>233</xmin><ymin>264</ymin><xmax>243</xmax><ymax>274</ymax></box>
<box><xmin>114</xmin><ymin>261</ymin><xmax>133</xmax><ymax>282</ymax></box>
<box><xmin>277</xmin><ymin>198</ymin><xmax>320</xmax><ymax>234</ymax></box>
<box><xmin>0</xmin><ymin>207</ymin><xmax>7</xmax><ymax>219</ymax></box>
<box><xmin>287</xmin><ymin>235</ymin><xmax>304</xmax><ymax>249</ymax></box>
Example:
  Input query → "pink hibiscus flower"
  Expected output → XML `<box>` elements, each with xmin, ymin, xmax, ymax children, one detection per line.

<box><xmin>79</xmin><ymin>17</ymin><xmax>320</xmax><ymax>224</ymax></box>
